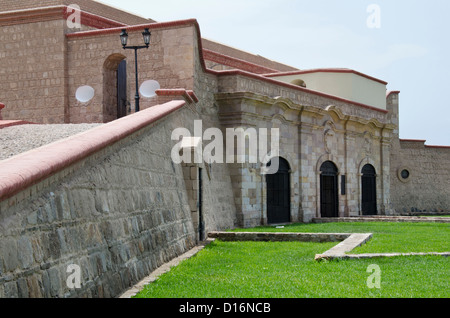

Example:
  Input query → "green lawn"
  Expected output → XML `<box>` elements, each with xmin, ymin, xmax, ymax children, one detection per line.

<box><xmin>231</xmin><ymin>222</ymin><xmax>450</xmax><ymax>253</ymax></box>
<box><xmin>134</xmin><ymin>222</ymin><xmax>449</xmax><ymax>298</ymax></box>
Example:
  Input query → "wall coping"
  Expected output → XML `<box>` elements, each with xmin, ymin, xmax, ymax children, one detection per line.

<box><xmin>0</xmin><ymin>100</ymin><xmax>185</xmax><ymax>202</ymax></box>
<box><xmin>155</xmin><ymin>89</ymin><xmax>199</xmax><ymax>104</ymax></box>
<box><xmin>386</xmin><ymin>90</ymin><xmax>401</xmax><ymax>98</ymax></box>
<box><xmin>400</xmin><ymin>139</ymin><xmax>450</xmax><ymax>149</ymax></box>
<box><xmin>264</xmin><ymin>68</ymin><xmax>388</xmax><ymax>86</ymax></box>
<box><xmin>0</xmin><ymin>5</ymin><xmax>126</xmax><ymax>29</ymax></box>
<box><xmin>0</xmin><ymin>120</ymin><xmax>35</xmax><ymax>129</ymax></box>
<box><xmin>203</xmin><ymin>49</ymin><xmax>280</xmax><ymax>74</ymax></box>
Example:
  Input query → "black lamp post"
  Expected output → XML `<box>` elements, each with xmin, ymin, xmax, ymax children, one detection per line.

<box><xmin>120</xmin><ymin>28</ymin><xmax>151</xmax><ymax>112</ymax></box>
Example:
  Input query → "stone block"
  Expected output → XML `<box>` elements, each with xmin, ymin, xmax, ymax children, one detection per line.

<box><xmin>0</xmin><ymin>238</ymin><xmax>19</xmax><ymax>272</ymax></box>
<box><xmin>17</xmin><ymin>236</ymin><xmax>34</xmax><ymax>269</ymax></box>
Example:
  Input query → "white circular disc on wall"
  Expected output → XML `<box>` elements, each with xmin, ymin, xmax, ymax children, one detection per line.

<box><xmin>139</xmin><ymin>80</ymin><xmax>160</xmax><ymax>98</ymax></box>
<box><xmin>75</xmin><ymin>85</ymin><xmax>95</xmax><ymax>103</ymax></box>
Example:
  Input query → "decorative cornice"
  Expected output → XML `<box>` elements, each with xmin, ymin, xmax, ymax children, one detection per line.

<box><xmin>216</xmin><ymin>91</ymin><xmax>393</xmax><ymax>131</ymax></box>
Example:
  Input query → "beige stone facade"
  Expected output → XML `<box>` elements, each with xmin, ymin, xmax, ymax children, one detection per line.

<box><xmin>0</xmin><ymin>0</ymin><xmax>448</xmax><ymax>229</ymax></box>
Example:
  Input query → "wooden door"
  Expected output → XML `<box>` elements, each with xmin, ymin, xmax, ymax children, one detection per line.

<box><xmin>361</xmin><ymin>164</ymin><xmax>377</xmax><ymax>215</ymax></box>
<box><xmin>320</xmin><ymin>161</ymin><xmax>338</xmax><ymax>217</ymax></box>
<box><xmin>267</xmin><ymin>158</ymin><xmax>291</xmax><ymax>224</ymax></box>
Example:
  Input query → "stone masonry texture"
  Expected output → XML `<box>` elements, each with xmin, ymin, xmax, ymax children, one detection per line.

<box><xmin>0</xmin><ymin>105</ymin><xmax>235</xmax><ymax>298</ymax></box>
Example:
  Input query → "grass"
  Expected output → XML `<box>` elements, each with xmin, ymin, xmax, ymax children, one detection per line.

<box><xmin>134</xmin><ymin>222</ymin><xmax>449</xmax><ymax>298</ymax></box>
<box><xmin>231</xmin><ymin>222</ymin><xmax>450</xmax><ymax>253</ymax></box>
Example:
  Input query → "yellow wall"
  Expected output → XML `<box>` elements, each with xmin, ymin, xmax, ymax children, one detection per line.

<box><xmin>271</xmin><ymin>71</ymin><xmax>387</xmax><ymax>110</ymax></box>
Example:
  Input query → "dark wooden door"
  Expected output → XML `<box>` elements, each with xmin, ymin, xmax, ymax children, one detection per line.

<box><xmin>361</xmin><ymin>164</ymin><xmax>377</xmax><ymax>215</ymax></box>
<box><xmin>320</xmin><ymin>161</ymin><xmax>338</xmax><ymax>217</ymax></box>
<box><xmin>117</xmin><ymin>59</ymin><xmax>127</xmax><ymax>119</ymax></box>
<box><xmin>267</xmin><ymin>158</ymin><xmax>290</xmax><ymax>224</ymax></box>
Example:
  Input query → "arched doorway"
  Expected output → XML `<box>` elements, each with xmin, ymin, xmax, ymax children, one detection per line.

<box><xmin>103</xmin><ymin>54</ymin><xmax>127</xmax><ymax>122</ymax></box>
<box><xmin>266</xmin><ymin>157</ymin><xmax>291</xmax><ymax>224</ymax></box>
<box><xmin>361</xmin><ymin>164</ymin><xmax>377</xmax><ymax>215</ymax></box>
<box><xmin>320</xmin><ymin>161</ymin><xmax>338</xmax><ymax>217</ymax></box>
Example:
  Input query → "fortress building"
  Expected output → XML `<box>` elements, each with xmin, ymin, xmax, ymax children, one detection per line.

<box><xmin>0</xmin><ymin>0</ymin><xmax>448</xmax><ymax>298</ymax></box>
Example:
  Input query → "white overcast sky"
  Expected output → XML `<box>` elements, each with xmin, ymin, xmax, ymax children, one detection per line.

<box><xmin>99</xmin><ymin>0</ymin><xmax>450</xmax><ymax>146</ymax></box>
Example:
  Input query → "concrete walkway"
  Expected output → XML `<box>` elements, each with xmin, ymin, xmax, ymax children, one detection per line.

<box><xmin>314</xmin><ymin>233</ymin><xmax>373</xmax><ymax>260</ymax></box>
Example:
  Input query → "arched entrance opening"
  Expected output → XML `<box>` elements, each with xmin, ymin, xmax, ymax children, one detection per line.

<box><xmin>320</xmin><ymin>161</ymin><xmax>338</xmax><ymax>217</ymax></box>
<box><xmin>361</xmin><ymin>164</ymin><xmax>377</xmax><ymax>215</ymax></box>
<box><xmin>266</xmin><ymin>157</ymin><xmax>291</xmax><ymax>224</ymax></box>
<box><xmin>103</xmin><ymin>53</ymin><xmax>127</xmax><ymax>122</ymax></box>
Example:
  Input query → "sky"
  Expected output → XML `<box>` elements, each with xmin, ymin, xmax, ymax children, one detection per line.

<box><xmin>99</xmin><ymin>0</ymin><xmax>450</xmax><ymax>146</ymax></box>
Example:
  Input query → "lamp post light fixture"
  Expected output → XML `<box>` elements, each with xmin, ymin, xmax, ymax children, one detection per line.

<box><xmin>119</xmin><ymin>28</ymin><xmax>151</xmax><ymax>112</ymax></box>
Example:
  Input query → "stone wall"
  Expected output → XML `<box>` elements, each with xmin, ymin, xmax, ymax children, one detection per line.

<box><xmin>0</xmin><ymin>101</ymin><xmax>237</xmax><ymax>298</ymax></box>
<box><xmin>390</xmin><ymin>139</ymin><xmax>450</xmax><ymax>213</ymax></box>
<box><xmin>388</xmin><ymin>91</ymin><xmax>450</xmax><ymax>213</ymax></box>
<box><xmin>0</xmin><ymin>19</ymin><xmax>67</xmax><ymax>123</ymax></box>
